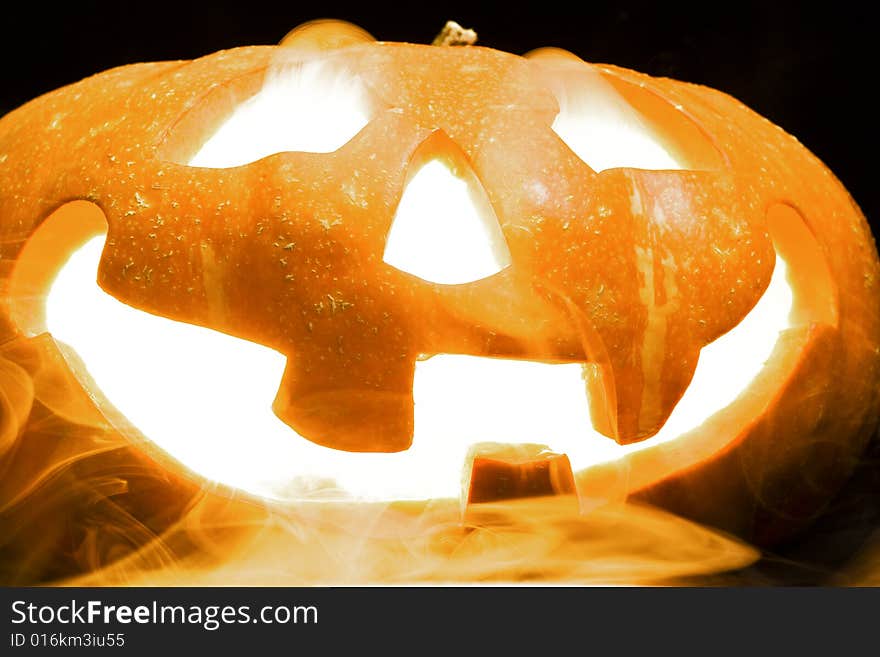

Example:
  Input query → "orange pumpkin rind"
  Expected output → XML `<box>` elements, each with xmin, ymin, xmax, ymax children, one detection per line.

<box><xmin>1</xmin><ymin>29</ymin><xmax>877</xmax><ymax>540</ymax></box>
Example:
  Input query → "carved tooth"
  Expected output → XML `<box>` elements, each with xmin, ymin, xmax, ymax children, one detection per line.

<box><xmin>462</xmin><ymin>442</ymin><xmax>579</xmax><ymax>519</ymax></box>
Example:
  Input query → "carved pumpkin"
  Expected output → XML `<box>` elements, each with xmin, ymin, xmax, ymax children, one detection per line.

<box><xmin>1</xmin><ymin>20</ymin><xmax>878</xmax><ymax>547</ymax></box>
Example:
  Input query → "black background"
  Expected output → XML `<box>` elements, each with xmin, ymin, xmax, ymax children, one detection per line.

<box><xmin>1</xmin><ymin>0</ymin><xmax>876</xmax><ymax>234</ymax></box>
<box><xmin>1</xmin><ymin>0</ymin><xmax>879</xmax><ymax>584</ymax></box>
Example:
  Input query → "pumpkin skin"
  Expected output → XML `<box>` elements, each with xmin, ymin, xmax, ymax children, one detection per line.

<box><xmin>0</xmin><ymin>23</ymin><xmax>878</xmax><ymax>545</ymax></box>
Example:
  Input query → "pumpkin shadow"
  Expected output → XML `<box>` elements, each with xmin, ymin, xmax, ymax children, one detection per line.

<box><xmin>690</xmin><ymin>429</ymin><xmax>880</xmax><ymax>585</ymax></box>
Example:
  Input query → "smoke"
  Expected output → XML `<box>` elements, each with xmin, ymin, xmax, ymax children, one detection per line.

<box><xmin>0</xmin><ymin>333</ymin><xmax>199</xmax><ymax>585</ymax></box>
<box><xmin>67</xmin><ymin>495</ymin><xmax>759</xmax><ymax>586</ymax></box>
<box><xmin>0</xmin><ymin>331</ymin><xmax>764</xmax><ymax>586</ymax></box>
<box><xmin>836</xmin><ymin>532</ymin><xmax>880</xmax><ymax>585</ymax></box>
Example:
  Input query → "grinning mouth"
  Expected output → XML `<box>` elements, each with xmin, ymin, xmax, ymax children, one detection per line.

<box><xmin>44</xmin><ymin>235</ymin><xmax>793</xmax><ymax>503</ymax></box>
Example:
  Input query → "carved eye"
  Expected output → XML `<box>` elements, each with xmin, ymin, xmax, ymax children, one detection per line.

<box><xmin>188</xmin><ymin>59</ymin><xmax>372</xmax><ymax>168</ymax></box>
<box><xmin>530</xmin><ymin>49</ymin><xmax>719</xmax><ymax>172</ymax></box>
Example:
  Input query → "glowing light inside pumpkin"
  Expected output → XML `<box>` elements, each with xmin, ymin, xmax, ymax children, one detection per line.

<box><xmin>383</xmin><ymin>158</ymin><xmax>511</xmax><ymax>284</ymax></box>
<box><xmin>549</xmin><ymin>64</ymin><xmax>684</xmax><ymax>172</ymax></box>
<box><xmin>188</xmin><ymin>59</ymin><xmax>371</xmax><ymax>166</ymax></box>
<box><xmin>47</xmin><ymin>234</ymin><xmax>792</xmax><ymax>501</ymax></box>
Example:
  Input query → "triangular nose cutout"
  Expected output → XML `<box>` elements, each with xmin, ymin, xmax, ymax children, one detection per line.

<box><xmin>383</xmin><ymin>137</ymin><xmax>511</xmax><ymax>285</ymax></box>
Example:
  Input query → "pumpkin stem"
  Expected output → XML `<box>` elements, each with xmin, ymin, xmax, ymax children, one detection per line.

<box><xmin>432</xmin><ymin>21</ymin><xmax>477</xmax><ymax>46</ymax></box>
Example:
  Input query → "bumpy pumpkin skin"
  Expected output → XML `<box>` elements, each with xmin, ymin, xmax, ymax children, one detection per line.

<box><xmin>0</xmin><ymin>35</ymin><xmax>877</xmax><ymax>543</ymax></box>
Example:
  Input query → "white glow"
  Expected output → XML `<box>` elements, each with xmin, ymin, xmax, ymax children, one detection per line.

<box><xmin>383</xmin><ymin>159</ymin><xmax>511</xmax><ymax>284</ymax></box>
<box><xmin>550</xmin><ymin>67</ymin><xmax>683</xmax><ymax>172</ymax></box>
<box><xmin>566</xmin><ymin>255</ymin><xmax>793</xmax><ymax>467</ymax></box>
<box><xmin>47</xmin><ymin>235</ymin><xmax>792</xmax><ymax>502</ymax></box>
<box><xmin>188</xmin><ymin>59</ymin><xmax>370</xmax><ymax>167</ymax></box>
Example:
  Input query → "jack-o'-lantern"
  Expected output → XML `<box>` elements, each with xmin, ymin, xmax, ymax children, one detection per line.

<box><xmin>1</xmin><ymin>19</ymin><xmax>878</xmax><ymax>560</ymax></box>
